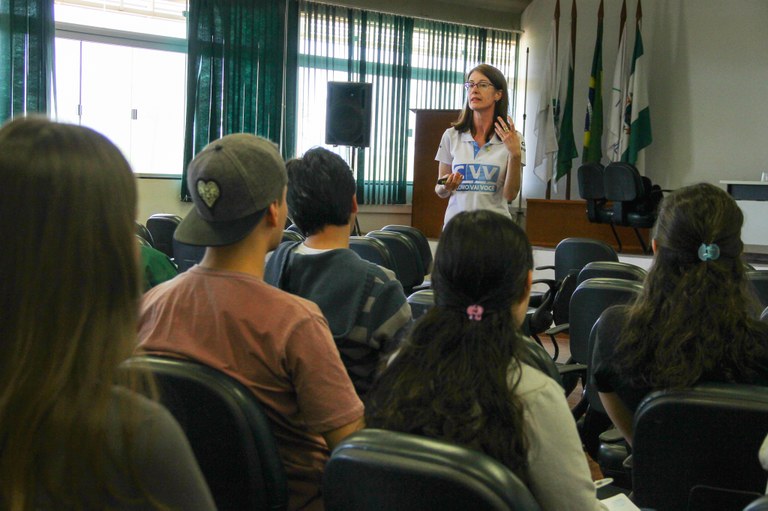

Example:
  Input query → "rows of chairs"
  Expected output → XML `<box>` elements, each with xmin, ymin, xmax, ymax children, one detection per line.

<box><xmin>578</xmin><ymin>161</ymin><xmax>663</xmax><ymax>253</ymax></box>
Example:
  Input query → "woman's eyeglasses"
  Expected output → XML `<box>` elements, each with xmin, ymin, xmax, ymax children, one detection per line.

<box><xmin>464</xmin><ymin>81</ymin><xmax>495</xmax><ymax>91</ymax></box>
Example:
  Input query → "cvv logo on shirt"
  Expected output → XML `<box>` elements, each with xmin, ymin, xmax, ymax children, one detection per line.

<box><xmin>454</xmin><ymin>164</ymin><xmax>500</xmax><ymax>192</ymax></box>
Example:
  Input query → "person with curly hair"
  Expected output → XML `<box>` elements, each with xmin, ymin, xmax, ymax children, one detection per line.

<box><xmin>593</xmin><ymin>182</ymin><xmax>768</xmax><ymax>446</ymax></box>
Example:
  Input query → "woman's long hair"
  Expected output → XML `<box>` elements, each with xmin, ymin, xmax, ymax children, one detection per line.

<box><xmin>0</xmin><ymin>117</ymin><xmax>158</xmax><ymax>510</ymax></box>
<box><xmin>366</xmin><ymin>210</ymin><xmax>533</xmax><ymax>477</ymax></box>
<box><xmin>453</xmin><ymin>63</ymin><xmax>509</xmax><ymax>141</ymax></box>
<box><xmin>614</xmin><ymin>182</ymin><xmax>768</xmax><ymax>389</ymax></box>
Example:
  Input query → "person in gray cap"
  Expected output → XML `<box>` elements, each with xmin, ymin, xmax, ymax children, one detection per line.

<box><xmin>137</xmin><ymin>134</ymin><xmax>364</xmax><ymax>511</ymax></box>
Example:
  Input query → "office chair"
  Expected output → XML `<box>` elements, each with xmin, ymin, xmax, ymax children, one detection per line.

<box><xmin>366</xmin><ymin>230</ymin><xmax>425</xmax><ymax>294</ymax></box>
<box><xmin>407</xmin><ymin>289</ymin><xmax>434</xmax><ymax>320</ymax></box>
<box><xmin>746</xmin><ymin>270</ymin><xmax>768</xmax><ymax>308</ymax></box>
<box><xmin>381</xmin><ymin>225</ymin><xmax>434</xmax><ymax>276</ymax></box>
<box><xmin>121</xmin><ymin>356</ymin><xmax>288</xmax><ymax>511</ymax></box>
<box><xmin>527</xmin><ymin>238</ymin><xmax>619</xmax><ymax>359</ymax></box>
<box><xmin>349</xmin><ymin>235</ymin><xmax>396</xmax><ymax>272</ymax></box>
<box><xmin>576</xmin><ymin>260</ymin><xmax>647</xmax><ymax>286</ymax></box>
<box><xmin>172</xmin><ymin>238</ymin><xmax>206</xmax><ymax>272</ymax></box>
<box><xmin>136</xmin><ymin>221</ymin><xmax>155</xmax><ymax>247</ymax></box>
<box><xmin>146</xmin><ymin>213</ymin><xmax>183</xmax><ymax>258</ymax></box>
<box><xmin>632</xmin><ymin>383</ymin><xmax>768</xmax><ymax>511</ymax></box>
<box><xmin>603</xmin><ymin>162</ymin><xmax>662</xmax><ymax>254</ymax></box>
<box><xmin>577</xmin><ymin>162</ymin><xmax>621</xmax><ymax>251</ymax></box>
<box><xmin>323</xmin><ymin>429</ymin><xmax>542</xmax><ymax>511</ymax></box>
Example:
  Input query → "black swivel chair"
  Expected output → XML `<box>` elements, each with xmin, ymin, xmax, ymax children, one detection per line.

<box><xmin>323</xmin><ymin>429</ymin><xmax>542</xmax><ymax>511</ymax></box>
<box><xmin>172</xmin><ymin>238</ymin><xmax>206</xmax><ymax>272</ymax></box>
<box><xmin>526</xmin><ymin>238</ymin><xmax>619</xmax><ymax>359</ymax></box>
<box><xmin>406</xmin><ymin>289</ymin><xmax>434</xmax><ymax>320</ymax></box>
<box><xmin>349</xmin><ymin>235</ymin><xmax>396</xmax><ymax>273</ymax></box>
<box><xmin>121</xmin><ymin>356</ymin><xmax>288</xmax><ymax>511</ymax></box>
<box><xmin>577</xmin><ymin>162</ymin><xmax>621</xmax><ymax>251</ymax></box>
<box><xmin>576</xmin><ymin>260</ymin><xmax>647</xmax><ymax>285</ymax></box>
<box><xmin>632</xmin><ymin>383</ymin><xmax>768</xmax><ymax>511</ymax></box>
<box><xmin>136</xmin><ymin>221</ymin><xmax>155</xmax><ymax>247</ymax></box>
<box><xmin>147</xmin><ymin>213</ymin><xmax>183</xmax><ymax>258</ymax></box>
<box><xmin>381</xmin><ymin>225</ymin><xmax>434</xmax><ymax>276</ymax></box>
<box><xmin>366</xmin><ymin>230</ymin><xmax>425</xmax><ymax>295</ymax></box>
<box><xmin>603</xmin><ymin>162</ymin><xmax>662</xmax><ymax>254</ymax></box>
<box><xmin>746</xmin><ymin>270</ymin><xmax>768</xmax><ymax>308</ymax></box>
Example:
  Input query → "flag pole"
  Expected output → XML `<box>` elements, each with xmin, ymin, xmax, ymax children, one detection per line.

<box><xmin>516</xmin><ymin>45</ymin><xmax>529</xmax><ymax>224</ymax></box>
<box><xmin>546</xmin><ymin>0</ymin><xmax>560</xmax><ymax>199</ymax></box>
<box><xmin>565</xmin><ymin>0</ymin><xmax>576</xmax><ymax>199</ymax></box>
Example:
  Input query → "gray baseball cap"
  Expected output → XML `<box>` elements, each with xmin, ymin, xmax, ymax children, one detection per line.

<box><xmin>174</xmin><ymin>133</ymin><xmax>288</xmax><ymax>247</ymax></box>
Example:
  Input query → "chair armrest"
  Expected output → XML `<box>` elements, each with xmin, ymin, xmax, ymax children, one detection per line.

<box><xmin>545</xmin><ymin>323</ymin><xmax>569</xmax><ymax>336</ymax></box>
<box><xmin>557</xmin><ymin>363</ymin><xmax>587</xmax><ymax>375</ymax></box>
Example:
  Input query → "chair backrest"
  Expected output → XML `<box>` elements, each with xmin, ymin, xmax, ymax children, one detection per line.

<box><xmin>632</xmin><ymin>383</ymin><xmax>768</xmax><ymax>511</ymax></box>
<box><xmin>745</xmin><ymin>495</ymin><xmax>768</xmax><ymax>511</ymax></box>
<box><xmin>281</xmin><ymin>229</ymin><xmax>305</xmax><ymax>243</ymax></box>
<box><xmin>570</xmin><ymin>277</ymin><xmax>643</xmax><ymax>365</ymax></box>
<box><xmin>382</xmin><ymin>225</ymin><xmax>434</xmax><ymax>275</ymax></box>
<box><xmin>136</xmin><ymin>221</ymin><xmax>155</xmax><ymax>246</ymax></box>
<box><xmin>603</xmin><ymin>162</ymin><xmax>645</xmax><ymax>203</ymax></box>
<box><xmin>577</xmin><ymin>261</ymin><xmax>647</xmax><ymax>285</ymax></box>
<box><xmin>553</xmin><ymin>237</ymin><xmax>619</xmax><ymax>282</ymax></box>
<box><xmin>172</xmin><ymin>238</ymin><xmax>206</xmax><ymax>272</ymax></box>
<box><xmin>121</xmin><ymin>356</ymin><xmax>288</xmax><ymax>511</ymax></box>
<box><xmin>366</xmin><ymin>230</ymin><xmax>425</xmax><ymax>293</ymax></box>
<box><xmin>761</xmin><ymin>305</ymin><xmax>768</xmax><ymax>323</ymax></box>
<box><xmin>146</xmin><ymin>214</ymin><xmax>183</xmax><ymax>258</ymax></box>
<box><xmin>323</xmin><ymin>429</ymin><xmax>542</xmax><ymax>511</ymax></box>
<box><xmin>348</xmin><ymin>235</ymin><xmax>396</xmax><ymax>272</ymax></box>
<box><xmin>407</xmin><ymin>289</ymin><xmax>434</xmax><ymax>320</ymax></box>
<box><xmin>136</xmin><ymin>233</ymin><xmax>153</xmax><ymax>248</ymax></box>
<box><xmin>577</xmin><ymin>162</ymin><xmax>605</xmax><ymax>200</ymax></box>
<box><xmin>746</xmin><ymin>270</ymin><xmax>768</xmax><ymax>308</ymax></box>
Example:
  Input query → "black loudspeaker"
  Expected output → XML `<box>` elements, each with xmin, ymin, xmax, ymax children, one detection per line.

<box><xmin>325</xmin><ymin>82</ymin><xmax>373</xmax><ymax>148</ymax></box>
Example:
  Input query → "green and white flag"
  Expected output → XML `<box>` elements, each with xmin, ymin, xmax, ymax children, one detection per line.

<box><xmin>555</xmin><ymin>0</ymin><xmax>578</xmax><ymax>189</ymax></box>
<box><xmin>583</xmin><ymin>0</ymin><xmax>604</xmax><ymax>164</ymax></box>
<box><xmin>622</xmin><ymin>11</ymin><xmax>652</xmax><ymax>164</ymax></box>
<box><xmin>606</xmin><ymin>0</ymin><xmax>627</xmax><ymax>162</ymax></box>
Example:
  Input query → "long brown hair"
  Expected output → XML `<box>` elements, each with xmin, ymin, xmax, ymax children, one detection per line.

<box><xmin>453</xmin><ymin>63</ymin><xmax>509</xmax><ymax>141</ymax></box>
<box><xmin>366</xmin><ymin>210</ymin><xmax>532</xmax><ymax>479</ymax></box>
<box><xmin>0</xmin><ymin>117</ymin><xmax>158</xmax><ymax>510</ymax></box>
<box><xmin>614</xmin><ymin>183</ymin><xmax>768</xmax><ymax>389</ymax></box>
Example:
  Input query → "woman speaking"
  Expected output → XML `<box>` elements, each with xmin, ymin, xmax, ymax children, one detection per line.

<box><xmin>435</xmin><ymin>63</ymin><xmax>525</xmax><ymax>228</ymax></box>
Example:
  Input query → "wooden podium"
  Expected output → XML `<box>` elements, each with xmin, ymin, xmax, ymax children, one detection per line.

<box><xmin>411</xmin><ymin>109</ymin><xmax>460</xmax><ymax>239</ymax></box>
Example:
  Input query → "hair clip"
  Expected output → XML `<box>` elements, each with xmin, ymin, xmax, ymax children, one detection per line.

<box><xmin>698</xmin><ymin>243</ymin><xmax>720</xmax><ymax>262</ymax></box>
<box><xmin>466</xmin><ymin>304</ymin><xmax>484</xmax><ymax>321</ymax></box>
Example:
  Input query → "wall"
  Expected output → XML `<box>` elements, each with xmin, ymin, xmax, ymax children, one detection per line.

<box><xmin>136</xmin><ymin>176</ymin><xmax>412</xmax><ymax>232</ymax></box>
<box><xmin>520</xmin><ymin>0</ymin><xmax>768</xmax><ymax>201</ymax></box>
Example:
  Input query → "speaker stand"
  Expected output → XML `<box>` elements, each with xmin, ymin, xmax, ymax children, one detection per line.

<box><xmin>349</xmin><ymin>145</ymin><xmax>362</xmax><ymax>236</ymax></box>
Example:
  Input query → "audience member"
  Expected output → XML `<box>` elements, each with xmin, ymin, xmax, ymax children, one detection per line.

<box><xmin>137</xmin><ymin>134</ymin><xmax>364</xmax><ymax>510</ymax></box>
<box><xmin>0</xmin><ymin>117</ymin><xmax>215</xmax><ymax>510</ymax></box>
<box><xmin>265</xmin><ymin>147</ymin><xmax>411</xmax><ymax>396</ymax></box>
<box><xmin>365</xmin><ymin>210</ymin><xmax>603</xmax><ymax>511</ymax></box>
<box><xmin>593</xmin><ymin>182</ymin><xmax>768</xmax><ymax>446</ymax></box>
<box><xmin>140</xmin><ymin>243</ymin><xmax>178</xmax><ymax>291</ymax></box>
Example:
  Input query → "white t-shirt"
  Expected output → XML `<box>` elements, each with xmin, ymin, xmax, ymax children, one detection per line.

<box><xmin>435</xmin><ymin>127</ymin><xmax>526</xmax><ymax>227</ymax></box>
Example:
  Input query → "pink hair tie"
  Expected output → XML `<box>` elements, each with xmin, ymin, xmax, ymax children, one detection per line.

<box><xmin>466</xmin><ymin>305</ymin><xmax>484</xmax><ymax>321</ymax></box>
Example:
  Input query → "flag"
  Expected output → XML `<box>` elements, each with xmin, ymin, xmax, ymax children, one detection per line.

<box><xmin>582</xmin><ymin>0</ymin><xmax>604</xmax><ymax>163</ymax></box>
<box><xmin>622</xmin><ymin>2</ymin><xmax>652</xmax><ymax>164</ymax></box>
<box><xmin>555</xmin><ymin>0</ymin><xmax>578</xmax><ymax>183</ymax></box>
<box><xmin>533</xmin><ymin>17</ymin><xmax>559</xmax><ymax>185</ymax></box>
<box><xmin>606</xmin><ymin>0</ymin><xmax>627</xmax><ymax>162</ymax></box>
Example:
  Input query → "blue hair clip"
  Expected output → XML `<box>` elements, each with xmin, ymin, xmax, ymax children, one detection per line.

<box><xmin>698</xmin><ymin>243</ymin><xmax>720</xmax><ymax>262</ymax></box>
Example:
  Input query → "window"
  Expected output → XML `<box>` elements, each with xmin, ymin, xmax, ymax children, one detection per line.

<box><xmin>53</xmin><ymin>0</ymin><xmax>187</xmax><ymax>175</ymax></box>
<box><xmin>296</xmin><ymin>0</ymin><xmax>518</xmax><ymax>204</ymax></box>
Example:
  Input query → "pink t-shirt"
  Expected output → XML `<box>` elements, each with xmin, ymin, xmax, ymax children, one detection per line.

<box><xmin>138</xmin><ymin>266</ymin><xmax>364</xmax><ymax>510</ymax></box>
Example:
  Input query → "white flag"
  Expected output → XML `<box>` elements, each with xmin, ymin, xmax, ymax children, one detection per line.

<box><xmin>606</xmin><ymin>11</ymin><xmax>628</xmax><ymax>162</ymax></box>
<box><xmin>533</xmin><ymin>19</ymin><xmax>559</xmax><ymax>185</ymax></box>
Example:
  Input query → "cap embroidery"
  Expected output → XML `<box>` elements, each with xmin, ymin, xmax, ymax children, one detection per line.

<box><xmin>197</xmin><ymin>180</ymin><xmax>220</xmax><ymax>209</ymax></box>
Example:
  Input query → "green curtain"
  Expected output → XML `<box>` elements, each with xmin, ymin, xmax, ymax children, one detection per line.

<box><xmin>297</xmin><ymin>1</ymin><xmax>517</xmax><ymax>205</ymax></box>
<box><xmin>0</xmin><ymin>0</ymin><xmax>55</xmax><ymax>123</ymax></box>
<box><xmin>182</xmin><ymin>0</ymin><xmax>298</xmax><ymax>200</ymax></box>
